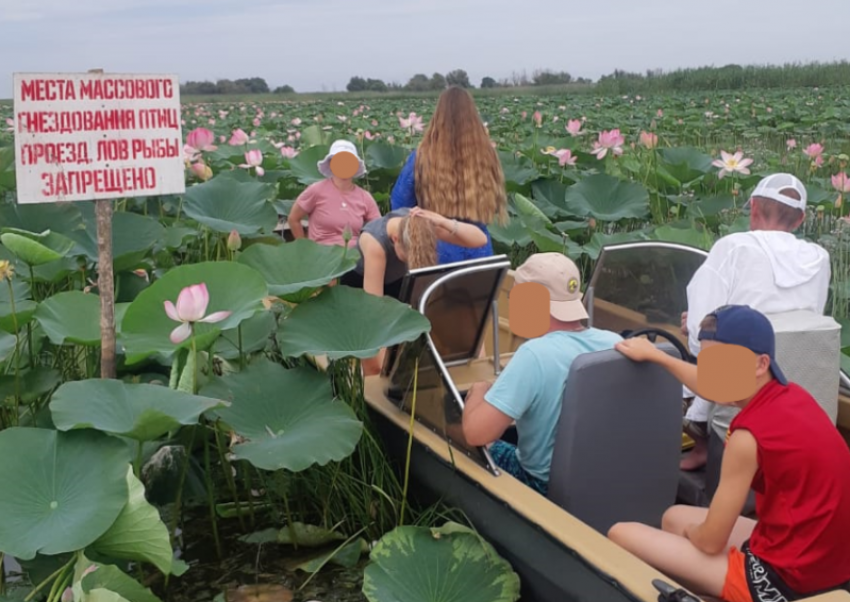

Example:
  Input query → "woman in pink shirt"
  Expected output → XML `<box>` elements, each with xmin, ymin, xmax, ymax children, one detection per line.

<box><xmin>288</xmin><ymin>140</ymin><xmax>381</xmax><ymax>248</ymax></box>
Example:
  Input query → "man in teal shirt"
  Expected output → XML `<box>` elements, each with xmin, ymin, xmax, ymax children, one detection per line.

<box><xmin>461</xmin><ymin>253</ymin><xmax>622</xmax><ymax>495</ymax></box>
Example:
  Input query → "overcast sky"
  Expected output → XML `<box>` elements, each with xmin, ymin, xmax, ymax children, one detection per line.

<box><xmin>0</xmin><ymin>0</ymin><xmax>847</xmax><ymax>98</ymax></box>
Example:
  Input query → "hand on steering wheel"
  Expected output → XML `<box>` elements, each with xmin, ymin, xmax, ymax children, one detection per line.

<box><xmin>622</xmin><ymin>328</ymin><xmax>696</xmax><ymax>363</ymax></box>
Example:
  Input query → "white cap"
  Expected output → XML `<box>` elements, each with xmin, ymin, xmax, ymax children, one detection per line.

<box><xmin>746</xmin><ymin>173</ymin><xmax>807</xmax><ymax>211</ymax></box>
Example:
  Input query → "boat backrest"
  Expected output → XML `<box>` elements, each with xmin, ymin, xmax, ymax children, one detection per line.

<box><xmin>766</xmin><ymin>309</ymin><xmax>841</xmax><ymax>424</ymax></box>
<box><xmin>547</xmin><ymin>343</ymin><xmax>683</xmax><ymax>535</ymax></box>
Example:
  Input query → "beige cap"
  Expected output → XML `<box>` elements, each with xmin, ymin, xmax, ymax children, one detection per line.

<box><xmin>513</xmin><ymin>252</ymin><xmax>588</xmax><ymax>322</ymax></box>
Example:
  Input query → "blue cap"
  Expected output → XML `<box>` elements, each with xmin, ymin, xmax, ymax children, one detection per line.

<box><xmin>697</xmin><ymin>305</ymin><xmax>788</xmax><ymax>386</ymax></box>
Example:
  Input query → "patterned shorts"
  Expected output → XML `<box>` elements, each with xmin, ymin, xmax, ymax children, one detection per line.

<box><xmin>488</xmin><ymin>440</ymin><xmax>548</xmax><ymax>496</ymax></box>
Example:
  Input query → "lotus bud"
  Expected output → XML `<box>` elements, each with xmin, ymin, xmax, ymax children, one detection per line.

<box><xmin>61</xmin><ymin>588</ymin><xmax>73</xmax><ymax>602</ymax></box>
<box><xmin>227</xmin><ymin>229</ymin><xmax>242</xmax><ymax>252</ymax></box>
<box><xmin>342</xmin><ymin>225</ymin><xmax>352</xmax><ymax>246</ymax></box>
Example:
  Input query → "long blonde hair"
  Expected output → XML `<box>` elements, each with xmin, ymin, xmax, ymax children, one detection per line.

<box><xmin>414</xmin><ymin>87</ymin><xmax>508</xmax><ymax>226</ymax></box>
<box><xmin>397</xmin><ymin>214</ymin><xmax>438</xmax><ymax>269</ymax></box>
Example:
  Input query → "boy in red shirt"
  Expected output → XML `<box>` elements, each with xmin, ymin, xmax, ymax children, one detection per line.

<box><xmin>608</xmin><ymin>305</ymin><xmax>850</xmax><ymax>602</ymax></box>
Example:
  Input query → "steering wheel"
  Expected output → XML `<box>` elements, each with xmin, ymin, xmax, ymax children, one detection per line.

<box><xmin>622</xmin><ymin>328</ymin><xmax>695</xmax><ymax>363</ymax></box>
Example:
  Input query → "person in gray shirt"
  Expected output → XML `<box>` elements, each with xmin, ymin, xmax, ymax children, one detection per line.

<box><xmin>339</xmin><ymin>205</ymin><xmax>489</xmax><ymax>374</ymax></box>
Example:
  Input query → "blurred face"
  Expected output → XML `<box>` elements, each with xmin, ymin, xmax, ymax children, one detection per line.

<box><xmin>696</xmin><ymin>339</ymin><xmax>771</xmax><ymax>404</ymax></box>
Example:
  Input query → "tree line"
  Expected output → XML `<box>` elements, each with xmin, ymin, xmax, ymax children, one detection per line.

<box><xmin>179</xmin><ymin>61</ymin><xmax>850</xmax><ymax>97</ymax></box>
<box><xmin>178</xmin><ymin>68</ymin><xmax>588</xmax><ymax>96</ymax></box>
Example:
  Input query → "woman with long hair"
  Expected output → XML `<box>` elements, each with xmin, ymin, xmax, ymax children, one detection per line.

<box><xmin>340</xmin><ymin>205</ymin><xmax>488</xmax><ymax>374</ymax></box>
<box><xmin>390</xmin><ymin>86</ymin><xmax>508</xmax><ymax>265</ymax></box>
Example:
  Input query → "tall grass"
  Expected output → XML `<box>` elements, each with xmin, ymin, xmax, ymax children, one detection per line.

<box><xmin>596</xmin><ymin>61</ymin><xmax>850</xmax><ymax>96</ymax></box>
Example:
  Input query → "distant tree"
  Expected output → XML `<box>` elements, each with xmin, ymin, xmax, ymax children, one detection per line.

<box><xmin>273</xmin><ymin>84</ymin><xmax>295</xmax><ymax>94</ymax></box>
<box><xmin>365</xmin><ymin>78</ymin><xmax>388</xmax><ymax>92</ymax></box>
<box><xmin>480</xmin><ymin>76</ymin><xmax>497</xmax><ymax>88</ymax></box>
<box><xmin>430</xmin><ymin>73</ymin><xmax>447</xmax><ymax>90</ymax></box>
<box><xmin>405</xmin><ymin>73</ymin><xmax>432</xmax><ymax>92</ymax></box>
<box><xmin>532</xmin><ymin>69</ymin><xmax>572</xmax><ymax>86</ymax></box>
<box><xmin>445</xmin><ymin>69</ymin><xmax>471</xmax><ymax>88</ymax></box>
<box><xmin>234</xmin><ymin>77</ymin><xmax>270</xmax><ymax>93</ymax></box>
<box><xmin>347</xmin><ymin>76</ymin><xmax>368</xmax><ymax>92</ymax></box>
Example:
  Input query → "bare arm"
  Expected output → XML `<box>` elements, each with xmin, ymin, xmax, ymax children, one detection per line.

<box><xmin>461</xmin><ymin>382</ymin><xmax>515</xmax><ymax>446</ymax></box>
<box><xmin>359</xmin><ymin>234</ymin><xmax>387</xmax><ymax>375</ymax></box>
<box><xmin>288</xmin><ymin>204</ymin><xmax>308</xmax><ymax>240</ymax></box>
<box><xmin>409</xmin><ymin>207</ymin><xmax>488</xmax><ymax>248</ymax></box>
<box><xmin>685</xmin><ymin>429</ymin><xmax>758</xmax><ymax>554</ymax></box>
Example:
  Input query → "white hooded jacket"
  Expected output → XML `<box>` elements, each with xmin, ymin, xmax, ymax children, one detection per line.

<box><xmin>683</xmin><ymin>230</ymin><xmax>831</xmax><ymax>416</ymax></box>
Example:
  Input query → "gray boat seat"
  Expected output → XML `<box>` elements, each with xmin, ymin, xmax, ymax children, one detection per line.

<box><xmin>547</xmin><ymin>343</ymin><xmax>684</xmax><ymax>535</ymax></box>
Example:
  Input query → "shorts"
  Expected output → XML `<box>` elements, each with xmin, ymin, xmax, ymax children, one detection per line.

<box><xmin>721</xmin><ymin>542</ymin><xmax>850</xmax><ymax>602</ymax></box>
<box><xmin>488</xmin><ymin>440</ymin><xmax>548</xmax><ymax>496</ymax></box>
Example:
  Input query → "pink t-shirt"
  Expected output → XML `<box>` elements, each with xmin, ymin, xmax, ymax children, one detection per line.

<box><xmin>295</xmin><ymin>179</ymin><xmax>381</xmax><ymax>248</ymax></box>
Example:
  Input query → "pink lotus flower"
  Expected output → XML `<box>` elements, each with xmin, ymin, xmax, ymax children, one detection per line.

<box><xmin>253</xmin><ymin>118</ymin><xmax>261</xmax><ymax>127</ymax></box>
<box><xmin>364</xmin><ymin>131</ymin><xmax>375</xmax><ymax>140</ymax></box>
<box><xmin>786</xmin><ymin>139</ymin><xmax>797</xmax><ymax>149</ymax></box>
<box><xmin>240</xmin><ymin>150</ymin><xmax>264</xmax><ymax>176</ymax></box>
<box><xmin>229</xmin><ymin>129</ymin><xmax>249</xmax><ymax>146</ymax></box>
<box><xmin>712</xmin><ymin>150</ymin><xmax>753</xmax><ymax>179</ymax></box>
<box><xmin>591</xmin><ymin>129</ymin><xmax>625</xmax><ymax>160</ymax></box>
<box><xmin>553</xmin><ymin>149</ymin><xmax>577</xmax><ymax>167</ymax></box>
<box><xmin>804</xmin><ymin>143</ymin><xmax>824</xmax><ymax>159</ymax></box>
<box><xmin>291</xmin><ymin>118</ymin><xmax>302</xmax><ymax>126</ymax></box>
<box><xmin>639</xmin><ymin>131</ymin><xmax>658</xmax><ymax>149</ymax></box>
<box><xmin>533</xmin><ymin>111</ymin><xmax>542</xmax><ymax>126</ymax></box>
<box><xmin>832</xmin><ymin>172</ymin><xmax>850</xmax><ymax>193</ymax></box>
<box><xmin>279</xmin><ymin>146</ymin><xmax>298</xmax><ymax>159</ymax></box>
<box><xmin>521</xmin><ymin>111</ymin><xmax>527</xmax><ymax>120</ymax></box>
<box><xmin>164</xmin><ymin>283</ymin><xmax>232</xmax><ymax>345</ymax></box>
<box><xmin>566</xmin><ymin>119</ymin><xmax>582</xmax><ymax>136</ymax></box>
<box><xmin>399</xmin><ymin>112</ymin><xmax>424</xmax><ymax>134</ymax></box>
<box><xmin>186</xmin><ymin>128</ymin><xmax>217</xmax><ymax>153</ymax></box>
<box><xmin>657</xmin><ymin>109</ymin><xmax>664</xmax><ymax>118</ymax></box>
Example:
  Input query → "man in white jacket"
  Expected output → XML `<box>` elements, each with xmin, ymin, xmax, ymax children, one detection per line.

<box><xmin>680</xmin><ymin>173</ymin><xmax>831</xmax><ymax>470</ymax></box>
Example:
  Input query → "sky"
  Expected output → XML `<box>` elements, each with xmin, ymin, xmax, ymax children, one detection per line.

<box><xmin>0</xmin><ymin>0</ymin><xmax>847</xmax><ymax>98</ymax></box>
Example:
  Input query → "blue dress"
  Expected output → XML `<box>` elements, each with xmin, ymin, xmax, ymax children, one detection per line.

<box><xmin>390</xmin><ymin>150</ymin><xmax>494</xmax><ymax>265</ymax></box>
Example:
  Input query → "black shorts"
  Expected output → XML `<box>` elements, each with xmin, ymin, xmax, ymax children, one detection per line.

<box><xmin>339</xmin><ymin>270</ymin><xmax>404</xmax><ymax>301</ymax></box>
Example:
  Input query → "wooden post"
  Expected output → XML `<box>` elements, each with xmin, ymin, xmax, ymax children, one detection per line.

<box><xmin>89</xmin><ymin>68</ymin><xmax>117</xmax><ymax>379</ymax></box>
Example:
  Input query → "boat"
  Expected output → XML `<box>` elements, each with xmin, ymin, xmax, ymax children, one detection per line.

<box><xmin>359</xmin><ymin>241</ymin><xmax>850</xmax><ymax>602</ymax></box>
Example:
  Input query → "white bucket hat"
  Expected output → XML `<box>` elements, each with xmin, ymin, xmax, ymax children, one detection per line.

<box><xmin>317</xmin><ymin>140</ymin><xmax>367</xmax><ymax>179</ymax></box>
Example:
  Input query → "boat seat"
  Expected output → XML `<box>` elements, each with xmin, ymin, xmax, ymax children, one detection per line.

<box><xmin>547</xmin><ymin>343</ymin><xmax>684</xmax><ymax>535</ymax></box>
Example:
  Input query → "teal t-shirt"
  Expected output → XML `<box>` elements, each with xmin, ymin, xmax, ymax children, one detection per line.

<box><xmin>483</xmin><ymin>328</ymin><xmax>623</xmax><ymax>483</ymax></box>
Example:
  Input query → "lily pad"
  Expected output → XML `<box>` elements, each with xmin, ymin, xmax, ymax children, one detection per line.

<box><xmin>89</xmin><ymin>467</ymin><xmax>173</xmax><ymax>576</ymax></box>
<box><xmin>286</xmin><ymin>145</ymin><xmax>329</xmax><ymax>185</ymax></box>
<box><xmin>237</xmin><ymin>239</ymin><xmax>357</xmax><ymax>302</ymax></box>
<box><xmin>119</xmin><ymin>261</ymin><xmax>268</xmax><ymax>365</ymax></box>
<box><xmin>33</xmin><ymin>291</ymin><xmax>102</xmax><ymax>346</ymax></box>
<box><xmin>50</xmin><ymin>378</ymin><xmax>228</xmax><ymax>441</ymax></box>
<box><xmin>363</xmin><ymin>522</ymin><xmax>520</xmax><ymax>602</ymax></box>
<box><xmin>277</xmin><ymin>522</ymin><xmax>347</xmax><ymax>547</ymax></box>
<box><xmin>201</xmin><ymin>357</ymin><xmax>363</xmax><ymax>472</ymax></box>
<box><xmin>0</xmin><ymin>229</ymin><xmax>77</xmax><ymax>266</ymax></box>
<box><xmin>276</xmin><ymin>285</ymin><xmax>431</xmax><ymax>360</ymax></box>
<box><xmin>0</xmin><ymin>427</ymin><xmax>131</xmax><ymax>559</ymax></box>
<box><xmin>564</xmin><ymin>174</ymin><xmax>650</xmax><ymax>222</ymax></box>
<box><xmin>0</xmin><ymin>366</ymin><xmax>62</xmax><ymax>405</ymax></box>
<box><xmin>67</xmin><ymin>209</ymin><xmax>166</xmax><ymax>274</ymax></box>
<box><xmin>182</xmin><ymin>172</ymin><xmax>279</xmax><ymax>236</ymax></box>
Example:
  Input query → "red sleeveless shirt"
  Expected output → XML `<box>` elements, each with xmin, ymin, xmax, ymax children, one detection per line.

<box><xmin>729</xmin><ymin>379</ymin><xmax>850</xmax><ymax>594</ymax></box>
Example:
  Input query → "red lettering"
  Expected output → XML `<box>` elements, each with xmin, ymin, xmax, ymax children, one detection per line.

<box><xmin>41</xmin><ymin>173</ymin><xmax>53</xmax><ymax>197</ymax></box>
<box><xmin>21</xmin><ymin>80</ymin><xmax>37</xmax><ymax>101</ymax></box>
